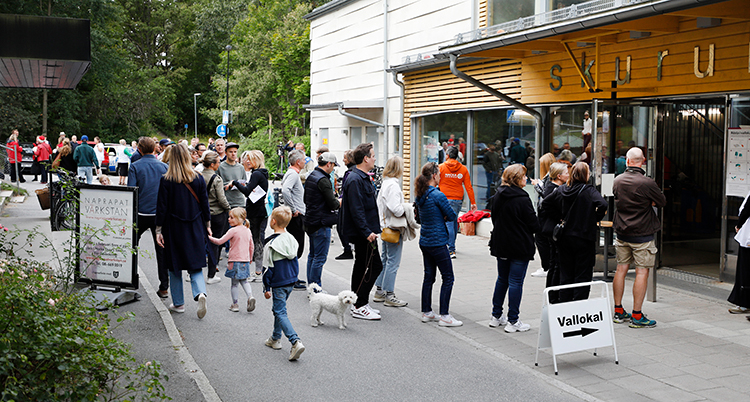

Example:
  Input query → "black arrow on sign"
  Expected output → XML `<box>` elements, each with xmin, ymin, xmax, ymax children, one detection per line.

<box><xmin>563</xmin><ymin>327</ymin><xmax>598</xmax><ymax>338</ymax></box>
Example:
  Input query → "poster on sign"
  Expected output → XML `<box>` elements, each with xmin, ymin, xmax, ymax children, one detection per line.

<box><xmin>76</xmin><ymin>185</ymin><xmax>139</xmax><ymax>289</ymax></box>
<box><xmin>727</xmin><ymin>128</ymin><xmax>750</xmax><ymax>197</ymax></box>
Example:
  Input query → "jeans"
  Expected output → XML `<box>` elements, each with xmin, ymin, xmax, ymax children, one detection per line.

<box><xmin>485</xmin><ymin>170</ymin><xmax>495</xmax><ymax>200</ymax></box>
<box><xmin>420</xmin><ymin>245</ymin><xmax>454</xmax><ymax>316</ymax></box>
<box><xmin>492</xmin><ymin>258</ymin><xmax>529</xmax><ymax>323</ymax></box>
<box><xmin>271</xmin><ymin>285</ymin><xmax>299</xmax><ymax>344</ymax></box>
<box><xmin>168</xmin><ymin>269</ymin><xmax>206</xmax><ymax>307</ymax></box>
<box><xmin>136</xmin><ymin>214</ymin><xmax>168</xmax><ymax>291</ymax></box>
<box><xmin>375</xmin><ymin>237</ymin><xmax>404</xmax><ymax>293</ymax></box>
<box><xmin>445</xmin><ymin>199</ymin><xmax>463</xmax><ymax>253</ymax></box>
<box><xmin>351</xmin><ymin>236</ymin><xmax>383</xmax><ymax>308</ymax></box>
<box><xmin>306</xmin><ymin>226</ymin><xmax>331</xmax><ymax>286</ymax></box>
<box><xmin>77</xmin><ymin>166</ymin><xmax>93</xmax><ymax>184</ymax></box>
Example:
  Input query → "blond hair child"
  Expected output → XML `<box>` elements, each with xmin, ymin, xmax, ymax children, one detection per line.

<box><xmin>208</xmin><ymin>207</ymin><xmax>256</xmax><ymax>312</ymax></box>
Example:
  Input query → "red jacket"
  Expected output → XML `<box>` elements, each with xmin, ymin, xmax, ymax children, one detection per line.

<box><xmin>7</xmin><ymin>141</ymin><xmax>23</xmax><ymax>163</ymax></box>
<box><xmin>34</xmin><ymin>142</ymin><xmax>52</xmax><ymax>162</ymax></box>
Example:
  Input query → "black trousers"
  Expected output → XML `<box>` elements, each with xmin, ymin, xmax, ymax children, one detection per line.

<box><xmin>557</xmin><ymin>236</ymin><xmax>595</xmax><ymax>302</ymax></box>
<box><xmin>136</xmin><ymin>214</ymin><xmax>168</xmax><ymax>291</ymax></box>
<box><xmin>287</xmin><ymin>215</ymin><xmax>305</xmax><ymax>259</ymax></box>
<box><xmin>538</xmin><ymin>233</ymin><xmax>561</xmax><ymax>303</ymax></box>
<box><xmin>248</xmin><ymin>216</ymin><xmax>267</xmax><ymax>273</ymax></box>
<box><xmin>208</xmin><ymin>211</ymin><xmax>228</xmax><ymax>278</ymax></box>
<box><xmin>350</xmin><ymin>236</ymin><xmax>383</xmax><ymax>308</ymax></box>
<box><xmin>9</xmin><ymin>162</ymin><xmax>25</xmax><ymax>183</ymax></box>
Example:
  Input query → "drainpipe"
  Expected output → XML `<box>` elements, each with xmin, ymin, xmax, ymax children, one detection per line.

<box><xmin>383</xmin><ymin>0</ymin><xmax>389</xmax><ymax>158</ymax></box>
<box><xmin>338</xmin><ymin>103</ymin><xmax>384</xmax><ymax>128</ymax></box>
<box><xmin>449</xmin><ymin>54</ymin><xmax>543</xmax><ymax>179</ymax></box>
<box><xmin>392</xmin><ymin>71</ymin><xmax>405</xmax><ymax>157</ymax></box>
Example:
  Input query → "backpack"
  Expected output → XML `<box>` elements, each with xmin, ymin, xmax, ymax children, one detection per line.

<box><xmin>265</xmin><ymin>189</ymin><xmax>274</xmax><ymax>216</ymax></box>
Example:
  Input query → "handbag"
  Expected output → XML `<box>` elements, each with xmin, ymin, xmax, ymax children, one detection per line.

<box><xmin>381</xmin><ymin>227</ymin><xmax>400</xmax><ymax>243</ymax></box>
<box><xmin>51</xmin><ymin>153</ymin><xmax>62</xmax><ymax>169</ymax></box>
<box><xmin>552</xmin><ymin>185</ymin><xmax>585</xmax><ymax>242</ymax></box>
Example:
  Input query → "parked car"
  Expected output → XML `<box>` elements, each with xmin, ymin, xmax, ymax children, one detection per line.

<box><xmin>19</xmin><ymin>142</ymin><xmax>34</xmax><ymax>174</ymax></box>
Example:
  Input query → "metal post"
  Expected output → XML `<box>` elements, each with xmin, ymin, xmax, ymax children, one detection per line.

<box><xmin>225</xmin><ymin>45</ymin><xmax>232</xmax><ymax>112</ymax></box>
<box><xmin>13</xmin><ymin>147</ymin><xmax>20</xmax><ymax>194</ymax></box>
<box><xmin>194</xmin><ymin>93</ymin><xmax>201</xmax><ymax>138</ymax></box>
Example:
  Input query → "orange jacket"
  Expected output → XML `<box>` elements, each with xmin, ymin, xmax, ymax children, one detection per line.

<box><xmin>439</xmin><ymin>159</ymin><xmax>475</xmax><ymax>204</ymax></box>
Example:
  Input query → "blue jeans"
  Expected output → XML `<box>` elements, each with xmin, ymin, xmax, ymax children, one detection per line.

<box><xmin>169</xmin><ymin>270</ymin><xmax>207</xmax><ymax>307</ymax></box>
<box><xmin>445</xmin><ymin>199</ymin><xmax>463</xmax><ymax>253</ymax></box>
<box><xmin>306</xmin><ymin>226</ymin><xmax>331</xmax><ymax>287</ymax></box>
<box><xmin>420</xmin><ymin>245</ymin><xmax>454</xmax><ymax>316</ymax></box>
<box><xmin>77</xmin><ymin>166</ymin><xmax>93</xmax><ymax>184</ymax></box>
<box><xmin>492</xmin><ymin>258</ymin><xmax>529</xmax><ymax>323</ymax></box>
<box><xmin>271</xmin><ymin>285</ymin><xmax>299</xmax><ymax>344</ymax></box>
<box><xmin>375</xmin><ymin>237</ymin><xmax>404</xmax><ymax>293</ymax></box>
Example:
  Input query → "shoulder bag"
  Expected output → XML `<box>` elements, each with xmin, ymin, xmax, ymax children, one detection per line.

<box><xmin>552</xmin><ymin>185</ymin><xmax>585</xmax><ymax>242</ymax></box>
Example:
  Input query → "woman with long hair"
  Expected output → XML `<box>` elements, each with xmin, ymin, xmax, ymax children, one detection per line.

<box><xmin>156</xmin><ymin>144</ymin><xmax>212</xmax><ymax>318</ymax></box>
<box><xmin>541</xmin><ymin>162</ymin><xmax>607</xmax><ymax>302</ymax></box>
<box><xmin>530</xmin><ymin>152</ymin><xmax>559</xmax><ymax>278</ymax></box>
<box><xmin>232</xmin><ymin>150</ymin><xmax>270</xmax><ymax>279</ymax></box>
<box><xmin>373</xmin><ymin>156</ymin><xmax>409</xmax><ymax>307</ymax></box>
<box><xmin>201</xmin><ymin>151</ymin><xmax>231</xmax><ymax>284</ymax></box>
<box><xmin>414</xmin><ymin>162</ymin><xmax>462</xmax><ymax>327</ymax></box>
<box><xmin>488</xmin><ymin>164</ymin><xmax>540</xmax><ymax>332</ymax></box>
<box><xmin>54</xmin><ymin>138</ymin><xmax>77</xmax><ymax>177</ymax></box>
<box><xmin>536</xmin><ymin>163</ymin><xmax>569</xmax><ymax>302</ymax></box>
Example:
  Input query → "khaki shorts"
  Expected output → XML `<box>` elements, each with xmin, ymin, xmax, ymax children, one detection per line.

<box><xmin>615</xmin><ymin>239</ymin><xmax>657</xmax><ymax>269</ymax></box>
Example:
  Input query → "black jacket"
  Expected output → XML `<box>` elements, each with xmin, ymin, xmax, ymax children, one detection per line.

<box><xmin>234</xmin><ymin>168</ymin><xmax>269</xmax><ymax>219</ymax></box>
<box><xmin>304</xmin><ymin>166</ymin><xmax>340</xmax><ymax>231</ymax></box>
<box><xmin>340</xmin><ymin>167</ymin><xmax>380</xmax><ymax>241</ymax></box>
<box><xmin>541</xmin><ymin>182</ymin><xmax>607</xmax><ymax>243</ymax></box>
<box><xmin>489</xmin><ymin>185</ymin><xmax>540</xmax><ymax>260</ymax></box>
<box><xmin>537</xmin><ymin>180</ymin><xmax>560</xmax><ymax>236</ymax></box>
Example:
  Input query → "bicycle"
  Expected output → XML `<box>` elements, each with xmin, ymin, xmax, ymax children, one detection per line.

<box><xmin>368</xmin><ymin>165</ymin><xmax>384</xmax><ymax>195</ymax></box>
<box><xmin>50</xmin><ymin>170</ymin><xmax>79</xmax><ymax>231</ymax></box>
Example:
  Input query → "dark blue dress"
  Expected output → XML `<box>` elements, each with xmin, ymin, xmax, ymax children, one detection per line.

<box><xmin>156</xmin><ymin>175</ymin><xmax>211</xmax><ymax>274</ymax></box>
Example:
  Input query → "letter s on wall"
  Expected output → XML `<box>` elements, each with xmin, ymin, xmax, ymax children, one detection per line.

<box><xmin>550</xmin><ymin>64</ymin><xmax>562</xmax><ymax>91</ymax></box>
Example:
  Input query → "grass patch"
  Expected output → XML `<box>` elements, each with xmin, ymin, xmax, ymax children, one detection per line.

<box><xmin>0</xmin><ymin>182</ymin><xmax>28</xmax><ymax>196</ymax></box>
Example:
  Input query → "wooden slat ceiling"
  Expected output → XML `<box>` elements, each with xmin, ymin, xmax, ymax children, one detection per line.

<box><xmin>0</xmin><ymin>59</ymin><xmax>90</xmax><ymax>89</ymax></box>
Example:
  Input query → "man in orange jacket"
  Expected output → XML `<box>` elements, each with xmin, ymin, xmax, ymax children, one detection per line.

<box><xmin>439</xmin><ymin>146</ymin><xmax>476</xmax><ymax>259</ymax></box>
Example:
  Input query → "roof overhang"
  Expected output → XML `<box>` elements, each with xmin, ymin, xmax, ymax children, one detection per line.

<box><xmin>304</xmin><ymin>100</ymin><xmax>384</xmax><ymax>111</ymax></box>
<box><xmin>304</xmin><ymin>0</ymin><xmax>360</xmax><ymax>21</ymax></box>
<box><xmin>0</xmin><ymin>14</ymin><xmax>91</xmax><ymax>89</ymax></box>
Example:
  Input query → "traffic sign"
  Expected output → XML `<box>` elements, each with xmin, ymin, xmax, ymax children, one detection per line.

<box><xmin>536</xmin><ymin>281</ymin><xmax>618</xmax><ymax>375</ymax></box>
<box><xmin>216</xmin><ymin>124</ymin><xmax>227</xmax><ymax>138</ymax></box>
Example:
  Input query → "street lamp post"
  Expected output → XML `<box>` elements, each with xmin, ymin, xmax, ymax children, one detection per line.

<box><xmin>193</xmin><ymin>93</ymin><xmax>201</xmax><ymax>138</ymax></box>
<box><xmin>225</xmin><ymin>45</ymin><xmax>232</xmax><ymax>112</ymax></box>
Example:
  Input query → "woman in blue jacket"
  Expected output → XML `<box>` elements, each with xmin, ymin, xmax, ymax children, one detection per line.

<box><xmin>414</xmin><ymin>162</ymin><xmax>461</xmax><ymax>327</ymax></box>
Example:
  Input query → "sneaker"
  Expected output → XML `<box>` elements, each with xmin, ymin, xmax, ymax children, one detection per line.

<box><xmin>366</xmin><ymin>305</ymin><xmax>380</xmax><ymax>314</ymax></box>
<box><xmin>613</xmin><ymin>311</ymin><xmax>632</xmax><ymax>323</ymax></box>
<box><xmin>373</xmin><ymin>289</ymin><xmax>386</xmax><ymax>303</ymax></box>
<box><xmin>293</xmin><ymin>280</ymin><xmax>307</xmax><ymax>291</ymax></box>
<box><xmin>728</xmin><ymin>306</ymin><xmax>750</xmax><ymax>314</ymax></box>
<box><xmin>335</xmin><ymin>251</ymin><xmax>353</xmax><ymax>260</ymax></box>
<box><xmin>629</xmin><ymin>314</ymin><xmax>656</xmax><ymax>328</ymax></box>
<box><xmin>197</xmin><ymin>294</ymin><xmax>207</xmax><ymax>319</ymax></box>
<box><xmin>421</xmin><ymin>311</ymin><xmax>439</xmax><ymax>323</ymax></box>
<box><xmin>250</xmin><ymin>271</ymin><xmax>262</xmax><ymax>282</ymax></box>
<box><xmin>229</xmin><ymin>303</ymin><xmax>240</xmax><ymax>312</ymax></box>
<box><xmin>530</xmin><ymin>268</ymin><xmax>547</xmax><ymax>277</ymax></box>
<box><xmin>289</xmin><ymin>341</ymin><xmax>305</xmax><ymax>361</ymax></box>
<box><xmin>168</xmin><ymin>304</ymin><xmax>185</xmax><ymax>313</ymax></box>
<box><xmin>384</xmin><ymin>294</ymin><xmax>408</xmax><ymax>307</ymax></box>
<box><xmin>207</xmin><ymin>276</ymin><xmax>222</xmax><ymax>284</ymax></box>
<box><xmin>265</xmin><ymin>337</ymin><xmax>282</xmax><ymax>350</ymax></box>
<box><xmin>184</xmin><ymin>277</ymin><xmax>191</xmax><ymax>283</ymax></box>
<box><xmin>156</xmin><ymin>289</ymin><xmax>169</xmax><ymax>299</ymax></box>
<box><xmin>450</xmin><ymin>252</ymin><xmax>457</xmax><ymax>259</ymax></box>
<box><xmin>351</xmin><ymin>305</ymin><xmax>381</xmax><ymax>320</ymax></box>
<box><xmin>247</xmin><ymin>296</ymin><xmax>256</xmax><ymax>312</ymax></box>
<box><xmin>439</xmin><ymin>314</ymin><xmax>463</xmax><ymax>327</ymax></box>
<box><xmin>489</xmin><ymin>315</ymin><xmax>508</xmax><ymax>328</ymax></box>
<box><xmin>504</xmin><ymin>320</ymin><xmax>531</xmax><ymax>333</ymax></box>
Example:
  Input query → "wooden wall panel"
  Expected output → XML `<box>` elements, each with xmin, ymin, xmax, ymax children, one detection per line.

<box><xmin>479</xmin><ymin>0</ymin><xmax>488</xmax><ymax>28</ymax></box>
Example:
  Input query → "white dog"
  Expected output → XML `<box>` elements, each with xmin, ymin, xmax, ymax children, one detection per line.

<box><xmin>308</xmin><ymin>283</ymin><xmax>358</xmax><ymax>330</ymax></box>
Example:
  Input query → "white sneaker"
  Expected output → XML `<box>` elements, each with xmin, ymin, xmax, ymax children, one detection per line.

<box><xmin>168</xmin><ymin>304</ymin><xmax>185</xmax><ymax>313</ymax></box>
<box><xmin>247</xmin><ymin>296</ymin><xmax>256</xmax><ymax>312</ymax></box>
<box><xmin>530</xmin><ymin>268</ymin><xmax>547</xmax><ymax>277</ymax></box>
<box><xmin>351</xmin><ymin>305</ymin><xmax>381</xmax><ymax>320</ymax></box>
<box><xmin>197</xmin><ymin>294</ymin><xmax>207</xmax><ymax>319</ymax></box>
<box><xmin>207</xmin><ymin>276</ymin><xmax>222</xmax><ymax>284</ymax></box>
<box><xmin>250</xmin><ymin>271</ymin><xmax>262</xmax><ymax>282</ymax></box>
<box><xmin>289</xmin><ymin>341</ymin><xmax>305</xmax><ymax>361</ymax></box>
<box><xmin>439</xmin><ymin>314</ymin><xmax>463</xmax><ymax>327</ymax></box>
<box><xmin>504</xmin><ymin>320</ymin><xmax>530</xmax><ymax>333</ymax></box>
<box><xmin>383</xmin><ymin>294</ymin><xmax>407</xmax><ymax>307</ymax></box>
<box><xmin>421</xmin><ymin>311</ymin><xmax>439</xmax><ymax>323</ymax></box>
<box><xmin>489</xmin><ymin>315</ymin><xmax>508</xmax><ymax>328</ymax></box>
<box><xmin>264</xmin><ymin>337</ymin><xmax>281</xmax><ymax>350</ymax></box>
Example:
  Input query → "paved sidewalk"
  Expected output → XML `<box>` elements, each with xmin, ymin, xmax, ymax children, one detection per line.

<box><xmin>323</xmin><ymin>231</ymin><xmax>750</xmax><ymax>402</ymax></box>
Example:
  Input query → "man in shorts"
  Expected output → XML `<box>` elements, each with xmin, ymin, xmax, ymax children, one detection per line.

<box><xmin>612</xmin><ymin>147</ymin><xmax>666</xmax><ymax>328</ymax></box>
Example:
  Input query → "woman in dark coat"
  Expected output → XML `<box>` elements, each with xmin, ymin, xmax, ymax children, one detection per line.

<box><xmin>729</xmin><ymin>191</ymin><xmax>750</xmax><ymax>316</ymax></box>
<box><xmin>232</xmin><ymin>150</ymin><xmax>269</xmax><ymax>277</ymax></box>
<box><xmin>156</xmin><ymin>144</ymin><xmax>211</xmax><ymax>319</ymax></box>
<box><xmin>536</xmin><ymin>162</ymin><xmax>569</xmax><ymax>304</ymax></box>
<box><xmin>488</xmin><ymin>164</ymin><xmax>540</xmax><ymax>333</ymax></box>
<box><xmin>542</xmin><ymin>162</ymin><xmax>607</xmax><ymax>302</ymax></box>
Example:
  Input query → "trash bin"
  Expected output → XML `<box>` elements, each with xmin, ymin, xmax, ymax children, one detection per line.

<box><xmin>35</xmin><ymin>187</ymin><xmax>50</xmax><ymax>210</ymax></box>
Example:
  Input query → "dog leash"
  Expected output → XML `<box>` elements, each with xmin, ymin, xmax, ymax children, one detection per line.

<box><xmin>354</xmin><ymin>241</ymin><xmax>377</xmax><ymax>294</ymax></box>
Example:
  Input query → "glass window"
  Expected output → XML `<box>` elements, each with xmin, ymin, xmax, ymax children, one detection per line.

<box><xmin>550</xmin><ymin>105</ymin><xmax>593</xmax><ymax>170</ymax></box>
<box><xmin>366</xmin><ymin>126</ymin><xmax>381</xmax><ymax>163</ymax></box>
<box><xmin>350</xmin><ymin>127</ymin><xmax>362</xmax><ymax>150</ymax></box>
<box><xmin>473</xmin><ymin>108</ymin><xmax>538</xmax><ymax>208</ymax></box>
<box><xmin>488</xmin><ymin>0</ymin><xmax>535</xmax><ymax>25</ymax></box>
<box><xmin>414</xmin><ymin>111</ymin><xmax>467</xmax><ymax>169</ymax></box>
<box><xmin>549</xmin><ymin>0</ymin><xmax>588</xmax><ymax>11</ymax></box>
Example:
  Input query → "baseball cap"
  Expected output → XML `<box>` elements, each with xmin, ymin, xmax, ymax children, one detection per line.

<box><xmin>81</xmin><ymin>135</ymin><xmax>89</xmax><ymax>141</ymax></box>
<box><xmin>225</xmin><ymin>142</ymin><xmax>240</xmax><ymax>150</ymax></box>
<box><xmin>318</xmin><ymin>152</ymin><xmax>339</xmax><ymax>166</ymax></box>
<box><xmin>159</xmin><ymin>138</ymin><xmax>175</xmax><ymax>147</ymax></box>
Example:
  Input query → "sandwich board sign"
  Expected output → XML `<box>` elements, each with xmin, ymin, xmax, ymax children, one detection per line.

<box><xmin>536</xmin><ymin>281</ymin><xmax>618</xmax><ymax>375</ymax></box>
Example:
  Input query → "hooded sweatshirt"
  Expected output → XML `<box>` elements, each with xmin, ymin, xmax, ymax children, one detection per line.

<box><xmin>438</xmin><ymin>159</ymin><xmax>476</xmax><ymax>204</ymax></box>
<box><xmin>262</xmin><ymin>231</ymin><xmax>299</xmax><ymax>291</ymax></box>
<box><xmin>541</xmin><ymin>182</ymin><xmax>607</xmax><ymax>243</ymax></box>
<box><xmin>489</xmin><ymin>185</ymin><xmax>540</xmax><ymax>260</ymax></box>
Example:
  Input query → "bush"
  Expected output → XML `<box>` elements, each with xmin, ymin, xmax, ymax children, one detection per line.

<box><xmin>0</xmin><ymin>226</ymin><xmax>169</xmax><ymax>401</ymax></box>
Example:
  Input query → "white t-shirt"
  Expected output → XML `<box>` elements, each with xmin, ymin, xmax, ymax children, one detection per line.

<box><xmin>94</xmin><ymin>143</ymin><xmax>105</xmax><ymax>165</ymax></box>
